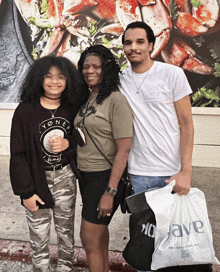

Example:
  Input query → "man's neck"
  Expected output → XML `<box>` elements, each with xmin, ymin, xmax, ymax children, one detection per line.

<box><xmin>131</xmin><ymin>59</ymin><xmax>154</xmax><ymax>74</ymax></box>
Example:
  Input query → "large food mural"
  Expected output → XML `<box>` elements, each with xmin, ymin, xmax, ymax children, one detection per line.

<box><xmin>1</xmin><ymin>0</ymin><xmax>220</xmax><ymax>106</ymax></box>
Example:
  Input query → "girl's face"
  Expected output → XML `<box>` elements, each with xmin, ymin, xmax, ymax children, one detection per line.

<box><xmin>43</xmin><ymin>66</ymin><xmax>66</xmax><ymax>99</ymax></box>
<box><xmin>82</xmin><ymin>55</ymin><xmax>102</xmax><ymax>93</ymax></box>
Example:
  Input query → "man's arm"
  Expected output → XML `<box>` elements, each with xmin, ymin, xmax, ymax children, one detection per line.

<box><xmin>167</xmin><ymin>95</ymin><xmax>194</xmax><ymax>195</ymax></box>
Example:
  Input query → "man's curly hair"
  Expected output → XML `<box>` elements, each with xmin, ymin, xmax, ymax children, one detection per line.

<box><xmin>78</xmin><ymin>45</ymin><xmax>121</xmax><ymax>104</ymax></box>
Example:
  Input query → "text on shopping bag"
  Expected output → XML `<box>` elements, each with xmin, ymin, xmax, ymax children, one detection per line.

<box><xmin>168</xmin><ymin>220</ymin><xmax>204</xmax><ymax>238</ymax></box>
<box><xmin>142</xmin><ymin>222</ymin><xmax>156</xmax><ymax>238</ymax></box>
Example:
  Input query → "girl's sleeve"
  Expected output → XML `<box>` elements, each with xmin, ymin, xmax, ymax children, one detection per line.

<box><xmin>10</xmin><ymin>106</ymin><xmax>35</xmax><ymax>199</ymax></box>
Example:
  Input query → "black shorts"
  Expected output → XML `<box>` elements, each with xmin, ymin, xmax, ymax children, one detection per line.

<box><xmin>78</xmin><ymin>169</ymin><xmax>124</xmax><ymax>225</ymax></box>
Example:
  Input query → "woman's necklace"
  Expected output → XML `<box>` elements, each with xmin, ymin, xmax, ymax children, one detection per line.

<box><xmin>132</xmin><ymin>70</ymin><xmax>149</xmax><ymax>94</ymax></box>
<box><xmin>83</xmin><ymin>92</ymin><xmax>97</xmax><ymax>114</ymax></box>
<box><xmin>49</xmin><ymin>108</ymin><xmax>58</xmax><ymax>118</ymax></box>
<box><xmin>44</xmin><ymin>94</ymin><xmax>61</xmax><ymax>100</ymax></box>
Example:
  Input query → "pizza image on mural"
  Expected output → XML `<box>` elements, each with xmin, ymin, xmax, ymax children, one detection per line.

<box><xmin>13</xmin><ymin>0</ymin><xmax>220</xmax><ymax>106</ymax></box>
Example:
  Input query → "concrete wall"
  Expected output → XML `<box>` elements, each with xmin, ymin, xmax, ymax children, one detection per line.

<box><xmin>1</xmin><ymin>106</ymin><xmax>220</xmax><ymax>168</ymax></box>
<box><xmin>0</xmin><ymin>105</ymin><xmax>16</xmax><ymax>156</ymax></box>
<box><xmin>192</xmin><ymin>107</ymin><xmax>220</xmax><ymax>168</ymax></box>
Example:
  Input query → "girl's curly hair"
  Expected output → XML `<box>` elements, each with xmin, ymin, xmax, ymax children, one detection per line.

<box><xmin>19</xmin><ymin>55</ymin><xmax>88</xmax><ymax>106</ymax></box>
<box><xmin>78</xmin><ymin>45</ymin><xmax>121</xmax><ymax>104</ymax></box>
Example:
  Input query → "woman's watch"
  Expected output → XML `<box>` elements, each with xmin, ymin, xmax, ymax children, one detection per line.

<box><xmin>106</xmin><ymin>185</ymin><xmax>118</xmax><ymax>196</ymax></box>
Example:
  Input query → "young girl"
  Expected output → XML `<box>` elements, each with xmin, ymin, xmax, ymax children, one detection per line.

<box><xmin>10</xmin><ymin>56</ymin><xmax>86</xmax><ymax>272</ymax></box>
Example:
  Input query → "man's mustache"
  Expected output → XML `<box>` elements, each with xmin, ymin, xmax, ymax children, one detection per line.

<box><xmin>128</xmin><ymin>51</ymin><xmax>140</xmax><ymax>56</ymax></box>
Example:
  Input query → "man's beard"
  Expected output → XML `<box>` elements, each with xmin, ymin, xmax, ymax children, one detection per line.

<box><xmin>129</xmin><ymin>59</ymin><xmax>142</xmax><ymax>67</ymax></box>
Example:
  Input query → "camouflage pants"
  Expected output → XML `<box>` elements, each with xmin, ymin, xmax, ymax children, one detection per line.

<box><xmin>25</xmin><ymin>164</ymin><xmax>76</xmax><ymax>272</ymax></box>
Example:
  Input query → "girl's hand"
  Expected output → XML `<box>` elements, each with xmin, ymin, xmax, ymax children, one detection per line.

<box><xmin>23</xmin><ymin>194</ymin><xmax>45</xmax><ymax>212</ymax></box>
<box><xmin>49</xmin><ymin>136</ymin><xmax>69</xmax><ymax>153</ymax></box>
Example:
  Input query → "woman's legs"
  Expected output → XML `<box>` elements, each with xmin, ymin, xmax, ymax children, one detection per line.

<box><xmin>80</xmin><ymin>218</ymin><xmax>109</xmax><ymax>272</ymax></box>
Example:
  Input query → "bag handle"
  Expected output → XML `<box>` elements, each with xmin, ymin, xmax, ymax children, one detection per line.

<box><xmin>82</xmin><ymin>111</ymin><xmax>128</xmax><ymax>180</ymax></box>
<box><xmin>82</xmin><ymin>118</ymin><xmax>113</xmax><ymax>167</ymax></box>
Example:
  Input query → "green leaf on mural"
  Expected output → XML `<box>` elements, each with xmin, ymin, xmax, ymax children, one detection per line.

<box><xmin>192</xmin><ymin>86</ymin><xmax>220</xmax><ymax>107</ymax></box>
<box><xmin>192</xmin><ymin>89</ymin><xmax>203</xmax><ymax>103</ymax></box>
<box><xmin>40</xmin><ymin>34</ymin><xmax>46</xmax><ymax>41</ymax></box>
<box><xmin>28</xmin><ymin>17</ymin><xmax>51</xmax><ymax>29</ymax></box>
<box><xmin>214</xmin><ymin>63</ymin><xmax>220</xmax><ymax>77</ymax></box>
<box><xmin>32</xmin><ymin>47</ymin><xmax>38</xmax><ymax>60</ymax></box>
<box><xmin>190</xmin><ymin>0</ymin><xmax>202</xmax><ymax>8</ymax></box>
<box><xmin>169</xmin><ymin>0</ymin><xmax>179</xmax><ymax>20</ymax></box>
<box><xmin>200</xmin><ymin>87</ymin><xmax>219</xmax><ymax>102</ymax></box>
<box><xmin>102</xmin><ymin>37</ymin><xmax>111</xmax><ymax>48</ymax></box>
<box><xmin>88</xmin><ymin>24</ymin><xmax>97</xmax><ymax>36</ymax></box>
<box><xmin>120</xmin><ymin>63</ymin><xmax>128</xmax><ymax>71</ymax></box>
<box><xmin>40</xmin><ymin>0</ymin><xmax>47</xmax><ymax>14</ymax></box>
<box><xmin>209</xmin><ymin>41</ymin><xmax>220</xmax><ymax>62</ymax></box>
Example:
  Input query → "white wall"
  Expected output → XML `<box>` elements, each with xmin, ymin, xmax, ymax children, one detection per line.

<box><xmin>1</xmin><ymin>106</ymin><xmax>220</xmax><ymax>168</ymax></box>
<box><xmin>192</xmin><ymin>107</ymin><xmax>220</xmax><ymax>168</ymax></box>
<box><xmin>0</xmin><ymin>107</ymin><xmax>16</xmax><ymax>156</ymax></box>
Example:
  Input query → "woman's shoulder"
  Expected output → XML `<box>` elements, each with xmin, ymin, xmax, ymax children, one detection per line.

<box><xmin>109</xmin><ymin>91</ymin><xmax>128</xmax><ymax>103</ymax></box>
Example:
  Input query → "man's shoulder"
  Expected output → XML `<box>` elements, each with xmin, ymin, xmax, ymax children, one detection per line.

<box><xmin>120</xmin><ymin>66</ymin><xmax>131</xmax><ymax>77</ymax></box>
<box><xmin>155</xmin><ymin>61</ymin><xmax>183</xmax><ymax>74</ymax></box>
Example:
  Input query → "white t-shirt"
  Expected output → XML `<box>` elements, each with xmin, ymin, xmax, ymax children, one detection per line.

<box><xmin>119</xmin><ymin>61</ymin><xmax>192</xmax><ymax>176</ymax></box>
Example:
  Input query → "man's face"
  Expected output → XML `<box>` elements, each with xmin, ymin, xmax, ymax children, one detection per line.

<box><xmin>123</xmin><ymin>28</ymin><xmax>153</xmax><ymax>66</ymax></box>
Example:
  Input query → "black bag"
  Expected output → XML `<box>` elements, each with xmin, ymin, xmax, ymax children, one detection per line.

<box><xmin>123</xmin><ymin>192</ymin><xmax>155</xmax><ymax>271</ymax></box>
<box><xmin>158</xmin><ymin>264</ymin><xmax>213</xmax><ymax>272</ymax></box>
<box><xmin>124</xmin><ymin>191</ymin><xmax>213</xmax><ymax>272</ymax></box>
<box><xmin>120</xmin><ymin>170</ymin><xmax>134</xmax><ymax>214</ymax></box>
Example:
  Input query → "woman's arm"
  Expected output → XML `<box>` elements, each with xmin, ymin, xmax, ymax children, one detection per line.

<box><xmin>97</xmin><ymin>137</ymin><xmax>132</xmax><ymax>218</ymax></box>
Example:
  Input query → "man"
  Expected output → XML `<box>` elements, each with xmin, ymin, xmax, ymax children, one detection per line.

<box><xmin>119</xmin><ymin>21</ymin><xmax>194</xmax><ymax>272</ymax></box>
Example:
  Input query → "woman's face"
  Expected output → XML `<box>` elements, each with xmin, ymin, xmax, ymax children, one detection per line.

<box><xmin>82</xmin><ymin>55</ymin><xmax>102</xmax><ymax>92</ymax></box>
<box><xmin>43</xmin><ymin>66</ymin><xmax>66</xmax><ymax>99</ymax></box>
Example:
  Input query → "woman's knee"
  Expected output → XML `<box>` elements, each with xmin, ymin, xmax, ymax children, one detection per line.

<box><xmin>80</xmin><ymin>219</ymin><xmax>108</xmax><ymax>250</ymax></box>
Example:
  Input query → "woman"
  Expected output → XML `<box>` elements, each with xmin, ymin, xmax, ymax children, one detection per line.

<box><xmin>75</xmin><ymin>45</ymin><xmax>133</xmax><ymax>272</ymax></box>
<box><xmin>10</xmin><ymin>56</ymin><xmax>87</xmax><ymax>272</ymax></box>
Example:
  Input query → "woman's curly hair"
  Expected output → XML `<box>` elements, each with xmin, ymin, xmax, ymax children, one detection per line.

<box><xmin>19</xmin><ymin>55</ymin><xmax>88</xmax><ymax>106</ymax></box>
<box><xmin>78</xmin><ymin>45</ymin><xmax>121</xmax><ymax>104</ymax></box>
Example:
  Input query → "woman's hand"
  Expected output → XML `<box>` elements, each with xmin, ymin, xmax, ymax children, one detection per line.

<box><xmin>49</xmin><ymin>136</ymin><xmax>69</xmax><ymax>153</ymax></box>
<box><xmin>96</xmin><ymin>137</ymin><xmax>133</xmax><ymax>219</ymax></box>
<box><xmin>23</xmin><ymin>194</ymin><xmax>45</xmax><ymax>212</ymax></box>
<box><xmin>97</xmin><ymin>191</ymin><xmax>114</xmax><ymax>218</ymax></box>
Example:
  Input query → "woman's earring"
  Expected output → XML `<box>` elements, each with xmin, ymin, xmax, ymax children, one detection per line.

<box><xmin>88</xmin><ymin>86</ymin><xmax>92</xmax><ymax>92</ymax></box>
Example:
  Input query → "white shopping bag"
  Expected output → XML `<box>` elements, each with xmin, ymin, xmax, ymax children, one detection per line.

<box><xmin>145</xmin><ymin>181</ymin><xmax>219</xmax><ymax>270</ymax></box>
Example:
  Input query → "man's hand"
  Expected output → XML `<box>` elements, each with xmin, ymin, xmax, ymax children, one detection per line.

<box><xmin>166</xmin><ymin>169</ymin><xmax>192</xmax><ymax>195</ymax></box>
<box><xmin>49</xmin><ymin>136</ymin><xmax>69</xmax><ymax>153</ymax></box>
<box><xmin>23</xmin><ymin>194</ymin><xmax>45</xmax><ymax>212</ymax></box>
<box><xmin>97</xmin><ymin>191</ymin><xmax>114</xmax><ymax>218</ymax></box>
